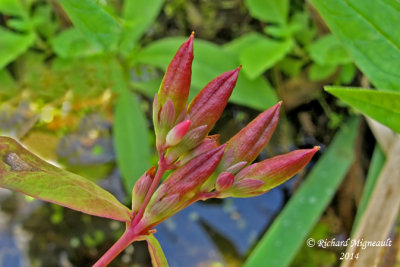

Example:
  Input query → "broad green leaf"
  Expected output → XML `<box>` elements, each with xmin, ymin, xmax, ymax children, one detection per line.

<box><xmin>245</xmin><ymin>0</ymin><xmax>288</xmax><ymax>25</ymax></box>
<box><xmin>0</xmin><ymin>136</ymin><xmax>131</xmax><ymax>222</ymax></box>
<box><xmin>352</xmin><ymin>144</ymin><xmax>385</xmax><ymax>234</ymax></box>
<box><xmin>0</xmin><ymin>0</ymin><xmax>25</xmax><ymax>16</ymax></box>
<box><xmin>308</xmin><ymin>63</ymin><xmax>336</xmax><ymax>81</ymax></box>
<box><xmin>245</xmin><ymin>117</ymin><xmax>360</xmax><ymax>267</ymax></box>
<box><xmin>225</xmin><ymin>33</ymin><xmax>293</xmax><ymax>79</ymax></box>
<box><xmin>59</xmin><ymin>0</ymin><xmax>121</xmax><ymax>50</ymax></box>
<box><xmin>113</xmin><ymin>85</ymin><xmax>152</xmax><ymax>193</ymax></box>
<box><xmin>338</xmin><ymin>63</ymin><xmax>356</xmax><ymax>84</ymax></box>
<box><xmin>145</xmin><ymin>234</ymin><xmax>169</xmax><ymax>267</ymax></box>
<box><xmin>120</xmin><ymin>0</ymin><xmax>165</xmax><ymax>53</ymax></box>
<box><xmin>0</xmin><ymin>27</ymin><xmax>35</xmax><ymax>69</ymax></box>
<box><xmin>132</xmin><ymin>37</ymin><xmax>278</xmax><ymax>110</ymax></box>
<box><xmin>310</xmin><ymin>0</ymin><xmax>400</xmax><ymax>91</ymax></box>
<box><xmin>240</xmin><ymin>38</ymin><xmax>293</xmax><ymax>79</ymax></box>
<box><xmin>307</xmin><ymin>34</ymin><xmax>351</xmax><ymax>66</ymax></box>
<box><xmin>51</xmin><ymin>28</ymin><xmax>101</xmax><ymax>58</ymax></box>
<box><xmin>325</xmin><ymin>87</ymin><xmax>400</xmax><ymax>133</ymax></box>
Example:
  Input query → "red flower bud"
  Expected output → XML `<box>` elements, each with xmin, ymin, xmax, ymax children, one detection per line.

<box><xmin>166</xmin><ymin>120</ymin><xmax>192</xmax><ymax>147</ymax></box>
<box><xmin>232</xmin><ymin>178</ymin><xmax>265</xmax><ymax>196</ymax></box>
<box><xmin>188</xmin><ymin>67</ymin><xmax>241</xmax><ymax>135</ymax></box>
<box><xmin>132</xmin><ymin>167</ymin><xmax>156</xmax><ymax>213</ymax></box>
<box><xmin>157</xmin><ymin>34</ymin><xmax>194</xmax><ymax>122</ymax></box>
<box><xmin>221</xmin><ymin>102</ymin><xmax>281</xmax><ymax>169</ymax></box>
<box><xmin>215</xmin><ymin>172</ymin><xmax>235</xmax><ymax>191</ymax></box>
<box><xmin>235</xmin><ymin>147</ymin><xmax>320</xmax><ymax>195</ymax></box>
<box><xmin>162</xmin><ymin>145</ymin><xmax>226</xmax><ymax>196</ymax></box>
<box><xmin>178</xmin><ymin>135</ymin><xmax>219</xmax><ymax>166</ymax></box>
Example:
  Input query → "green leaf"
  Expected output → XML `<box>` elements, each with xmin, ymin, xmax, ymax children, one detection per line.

<box><xmin>308</xmin><ymin>63</ymin><xmax>337</xmax><ymax>81</ymax></box>
<box><xmin>307</xmin><ymin>34</ymin><xmax>352</xmax><ymax>66</ymax></box>
<box><xmin>113</xmin><ymin>86</ymin><xmax>152</xmax><ymax>193</ymax></box>
<box><xmin>0</xmin><ymin>69</ymin><xmax>18</xmax><ymax>96</ymax></box>
<box><xmin>0</xmin><ymin>136</ymin><xmax>131</xmax><ymax>222</ymax></box>
<box><xmin>50</xmin><ymin>28</ymin><xmax>102</xmax><ymax>58</ymax></box>
<box><xmin>245</xmin><ymin>117</ymin><xmax>360</xmax><ymax>267</ymax></box>
<box><xmin>120</xmin><ymin>0</ymin><xmax>165</xmax><ymax>53</ymax></box>
<box><xmin>145</xmin><ymin>234</ymin><xmax>169</xmax><ymax>267</ymax></box>
<box><xmin>245</xmin><ymin>0</ymin><xmax>289</xmax><ymax>25</ymax></box>
<box><xmin>352</xmin><ymin>144</ymin><xmax>385</xmax><ymax>234</ymax></box>
<box><xmin>338</xmin><ymin>63</ymin><xmax>356</xmax><ymax>84</ymax></box>
<box><xmin>310</xmin><ymin>0</ymin><xmax>400</xmax><ymax>91</ymax></box>
<box><xmin>59</xmin><ymin>0</ymin><xmax>121</xmax><ymax>50</ymax></box>
<box><xmin>325</xmin><ymin>87</ymin><xmax>400</xmax><ymax>133</ymax></box>
<box><xmin>0</xmin><ymin>0</ymin><xmax>25</xmax><ymax>16</ymax></box>
<box><xmin>0</xmin><ymin>27</ymin><xmax>35</xmax><ymax>69</ymax></box>
<box><xmin>228</xmin><ymin>33</ymin><xmax>293</xmax><ymax>80</ymax></box>
<box><xmin>133</xmin><ymin>37</ymin><xmax>278</xmax><ymax>110</ymax></box>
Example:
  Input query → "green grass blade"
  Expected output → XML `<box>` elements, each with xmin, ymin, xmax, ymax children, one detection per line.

<box><xmin>244</xmin><ymin>117</ymin><xmax>360</xmax><ymax>267</ymax></box>
<box><xmin>351</xmin><ymin>144</ymin><xmax>385</xmax><ymax>234</ymax></box>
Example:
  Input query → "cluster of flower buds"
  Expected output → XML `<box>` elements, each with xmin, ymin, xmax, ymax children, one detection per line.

<box><xmin>132</xmin><ymin>34</ymin><xmax>319</xmax><ymax>234</ymax></box>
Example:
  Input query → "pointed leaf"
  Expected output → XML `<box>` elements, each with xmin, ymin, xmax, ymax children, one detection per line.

<box><xmin>145</xmin><ymin>234</ymin><xmax>169</xmax><ymax>267</ymax></box>
<box><xmin>0</xmin><ymin>27</ymin><xmax>35</xmax><ymax>69</ymax></box>
<box><xmin>59</xmin><ymin>0</ymin><xmax>121</xmax><ymax>50</ymax></box>
<box><xmin>0</xmin><ymin>137</ymin><xmax>131</xmax><ymax>222</ymax></box>
<box><xmin>310</xmin><ymin>0</ymin><xmax>400</xmax><ymax>91</ymax></box>
<box><xmin>325</xmin><ymin>87</ymin><xmax>400</xmax><ymax>133</ymax></box>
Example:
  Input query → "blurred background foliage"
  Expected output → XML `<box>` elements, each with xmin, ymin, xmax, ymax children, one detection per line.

<box><xmin>0</xmin><ymin>0</ymin><xmax>399</xmax><ymax>266</ymax></box>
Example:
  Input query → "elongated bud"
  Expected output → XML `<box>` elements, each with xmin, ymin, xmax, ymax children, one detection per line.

<box><xmin>157</xmin><ymin>34</ymin><xmax>194</xmax><ymax>121</ymax></box>
<box><xmin>159</xmin><ymin>99</ymin><xmax>175</xmax><ymax>128</ymax></box>
<box><xmin>216</xmin><ymin>172</ymin><xmax>235</xmax><ymax>191</ymax></box>
<box><xmin>178</xmin><ymin>135</ymin><xmax>219</xmax><ymax>166</ymax></box>
<box><xmin>221</xmin><ymin>102</ymin><xmax>281</xmax><ymax>169</ymax></box>
<box><xmin>166</xmin><ymin>120</ymin><xmax>191</xmax><ymax>147</ymax></box>
<box><xmin>162</xmin><ymin>145</ymin><xmax>226</xmax><ymax>196</ymax></box>
<box><xmin>132</xmin><ymin>167</ymin><xmax>156</xmax><ymax>213</ymax></box>
<box><xmin>233</xmin><ymin>178</ymin><xmax>265</xmax><ymax>194</ymax></box>
<box><xmin>238</xmin><ymin>147</ymin><xmax>319</xmax><ymax>192</ymax></box>
<box><xmin>226</xmin><ymin>161</ymin><xmax>247</xmax><ymax>174</ymax></box>
<box><xmin>149</xmin><ymin>193</ymin><xmax>180</xmax><ymax>218</ymax></box>
<box><xmin>188</xmin><ymin>67</ymin><xmax>241</xmax><ymax>135</ymax></box>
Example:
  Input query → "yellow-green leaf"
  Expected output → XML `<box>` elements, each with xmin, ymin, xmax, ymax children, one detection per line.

<box><xmin>0</xmin><ymin>137</ymin><xmax>131</xmax><ymax>222</ymax></box>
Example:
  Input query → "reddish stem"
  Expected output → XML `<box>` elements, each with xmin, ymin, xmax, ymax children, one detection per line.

<box><xmin>131</xmin><ymin>154</ymin><xmax>168</xmax><ymax>227</ymax></box>
<box><xmin>93</xmin><ymin>227</ymin><xmax>137</xmax><ymax>267</ymax></box>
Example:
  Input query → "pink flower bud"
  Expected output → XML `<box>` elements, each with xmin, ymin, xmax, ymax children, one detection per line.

<box><xmin>237</xmin><ymin>147</ymin><xmax>320</xmax><ymax>193</ymax></box>
<box><xmin>132</xmin><ymin>166</ymin><xmax>155</xmax><ymax>213</ymax></box>
<box><xmin>159</xmin><ymin>99</ymin><xmax>175</xmax><ymax>128</ymax></box>
<box><xmin>188</xmin><ymin>67</ymin><xmax>241</xmax><ymax>136</ymax></box>
<box><xmin>221</xmin><ymin>102</ymin><xmax>281</xmax><ymax>169</ymax></box>
<box><xmin>215</xmin><ymin>172</ymin><xmax>235</xmax><ymax>191</ymax></box>
<box><xmin>166</xmin><ymin>120</ymin><xmax>192</xmax><ymax>147</ymax></box>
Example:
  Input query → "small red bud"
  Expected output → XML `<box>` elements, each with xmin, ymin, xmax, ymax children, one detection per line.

<box><xmin>216</xmin><ymin>172</ymin><xmax>235</xmax><ymax>191</ymax></box>
<box><xmin>166</xmin><ymin>120</ymin><xmax>192</xmax><ymax>147</ymax></box>
<box><xmin>232</xmin><ymin>178</ymin><xmax>265</xmax><ymax>196</ymax></box>
<box><xmin>132</xmin><ymin>166</ymin><xmax>156</xmax><ymax>212</ymax></box>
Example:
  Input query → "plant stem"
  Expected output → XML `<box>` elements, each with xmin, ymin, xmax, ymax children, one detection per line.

<box><xmin>93</xmin><ymin>227</ymin><xmax>137</xmax><ymax>267</ymax></box>
<box><xmin>131</xmin><ymin>156</ymin><xmax>168</xmax><ymax>226</ymax></box>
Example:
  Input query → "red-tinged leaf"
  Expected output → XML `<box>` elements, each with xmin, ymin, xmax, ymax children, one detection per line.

<box><xmin>188</xmin><ymin>67</ymin><xmax>241</xmax><ymax>133</ymax></box>
<box><xmin>0</xmin><ymin>137</ymin><xmax>131</xmax><ymax>222</ymax></box>
<box><xmin>237</xmin><ymin>147</ymin><xmax>320</xmax><ymax>191</ymax></box>
<box><xmin>157</xmin><ymin>34</ymin><xmax>194</xmax><ymax>121</ymax></box>
<box><xmin>145</xmin><ymin>234</ymin><xmax>169</xmax><ymax>267</ymax></box>
<box><xmin>222</xmin><ymin>102</ymin><xmax>281</xmax><ymax>168</ymax></box>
